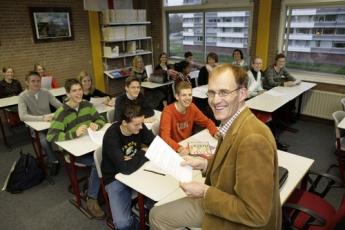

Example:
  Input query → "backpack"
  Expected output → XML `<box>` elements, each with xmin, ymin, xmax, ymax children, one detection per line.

<box><xmin>5</xmin><ymin>151</ymin><xmax>45</xmax><ymax>194</ymax></box>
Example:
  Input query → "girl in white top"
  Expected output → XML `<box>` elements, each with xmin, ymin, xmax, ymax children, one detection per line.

<box><xmin>247</xmin><ymin>57</ymin><xmax>264</xmax><ymax>98</ymax></box>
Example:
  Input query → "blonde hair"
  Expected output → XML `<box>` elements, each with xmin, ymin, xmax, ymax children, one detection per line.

<box><xmin>132</xmin><ymin>56</ymin><xmax>144</xmax><ymax>70</ymax></box>
<box><xmin>78</xmin><ymin>70</ymin><xmax>95</xmax><ymax>94</ymax></box>
<box><xmin>210</xmin><ymin>64</ymin><xmax>248</xmax><ymax>89</ymax></box>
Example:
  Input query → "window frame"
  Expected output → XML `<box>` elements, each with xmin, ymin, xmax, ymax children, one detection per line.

<box><xmin>163</xmin><ymin>0</ymin><xmax>253</xmax><ymax>64</ymax></box>
<box><xmin>278</xmin><ymin>0</ymin><xmax>345</xmax><ymax>84</ymax></box>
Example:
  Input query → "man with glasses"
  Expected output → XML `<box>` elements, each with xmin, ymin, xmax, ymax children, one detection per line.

<box><xmin>150</xmin><ymin>64</ymin><xmax>281</xmax><ymax>230</ymax></box>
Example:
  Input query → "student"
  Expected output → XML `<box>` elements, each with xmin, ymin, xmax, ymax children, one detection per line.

<box><xmin>18</xmin><ymin>71</ymin><xmax>62</xmax><ymax>176</ymax></box>
<box><xmin>114</xmin><ymin>76</ymin><xmax>154</xmax><ymax>123</ymax></box>
<box><xmin>0</xmin><ymin>67</ymin><xmax>23</xmax><ymax>98</ymax></box>
<box><xmin>172</xmin><ymin>60</ymin><xmax>192</xmax><ymax>86</ymax></box>
<box><xmin>102</xmin><ymin>104</ymin><xmax>155</xmax><ymax>230</ymax></box>
<box><xmin>198</xmin><ymin>52</ymin><xmax>218</xmax><ymax>86</ymax></box>
<box><xmin>159</xmin><ymin>81</ymin><xmax>219</xmax><ymax>155</ymax></box>
<box><xmin>150</xmin><ymin>64</ymin><xmax>281</xmax><ymax>230</ymax></box>
<box><xmin>77</xmin><ymin>70</ymin><xmax>114</xmax><ymax>105</ymax></box>
<box><xmin>232</xmin><ymin>49</ymin><xmax>248</xmax><ymax>69</ymax></box>
<box><xmin>247</xmin><ymin>57</ymin><xmax>264</xmax><ymax>98</ymax></box>
<box><xmin>47</xmin><ymin>78</ymin><xmax>106</xmax><ymax>219</ymax></box>
<box><xmin>263</xmin><ymin>53</ymin><xmax>299</xmax><ymax>89</ymax></box>
<box><xmin>130</xmin><ymin>56</ymin><xmax>147</xmax><ymax>82</ymax></box>
<box><xmin>34</xmin><ymin>63</ymin><xmax>59</xmax><ymax>89</ymax></box>
<box><xmin>154</xmin><ymin>52</ymin><xmax>172</xmax><ymax>71</ymax></box>
<box><xmin>184</xmin><ymin>51</ymin><xmax>201</xmax><ymax>71</ymax></box>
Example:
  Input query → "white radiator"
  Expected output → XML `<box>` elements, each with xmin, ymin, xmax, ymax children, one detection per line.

<box><xmin>301</xmin><ymin>90</ymin><xmax>345</xmax><ymax>120</ymax></box>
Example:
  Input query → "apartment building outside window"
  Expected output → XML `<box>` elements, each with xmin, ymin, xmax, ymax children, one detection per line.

<box><xmin>283</xmin><ymin>6</ymin><xmax>345</xmax><ymax>76</ymax></box>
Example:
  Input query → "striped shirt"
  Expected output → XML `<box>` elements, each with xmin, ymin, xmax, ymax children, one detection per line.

<box><xmin>219</xmin><ymin>106</ymin><xmax>246</xmax><ymax>137</ymax></box>
<box><xmin>47</xmin><ymin>100</ymin><xmax>105</xmax><ymax>142</ymax></box>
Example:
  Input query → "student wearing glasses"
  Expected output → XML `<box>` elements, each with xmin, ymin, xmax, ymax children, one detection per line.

<box><xmin>159</xmin><ymin>81</ymin><xmax>219</xmax><ymax>155</ymax></box>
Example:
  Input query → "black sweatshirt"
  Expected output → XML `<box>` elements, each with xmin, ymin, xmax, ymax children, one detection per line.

<box><xmin>101</xmin><ymin>122</ymin><xmax>155</xmax><ymax>185</ymax></box>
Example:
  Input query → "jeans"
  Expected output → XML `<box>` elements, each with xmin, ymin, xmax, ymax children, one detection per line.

<box><xmin>75</xmin><ymin>153</ymin><xmax>100</xmax><ymax>199</ymax></box>
<box><xmin>30</xmin><ymin>129</ymin><xmax>58</xmax><ymax>163</ymax></box>
<box><xmin>105</xmin><ymin>180</ymin><xmax>139</xmax><ymax>230</ymax></box>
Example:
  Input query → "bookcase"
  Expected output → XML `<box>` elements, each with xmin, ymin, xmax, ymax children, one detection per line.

<box><xmin>100</xmin><ymin>9</ymin><xmax>154</xmax><ymax>95</ymax></box>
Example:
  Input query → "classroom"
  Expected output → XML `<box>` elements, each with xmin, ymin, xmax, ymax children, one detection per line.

<box><xmin>1</xmin><ymin>0</ymin><xmax>345</xmax><ymax>229</ymax></box>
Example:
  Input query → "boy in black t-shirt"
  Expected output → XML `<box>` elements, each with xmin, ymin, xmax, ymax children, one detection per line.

<box><xmin>102</xmin><ymin>104</ymin><xmax>154</xmax><ymax>229</ymax></box>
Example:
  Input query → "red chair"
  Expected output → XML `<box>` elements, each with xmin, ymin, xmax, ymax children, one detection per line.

<box><xmin>283</xmin><ymin>171</ymin><xmax>345</xmax><ymax>230</ymax></box>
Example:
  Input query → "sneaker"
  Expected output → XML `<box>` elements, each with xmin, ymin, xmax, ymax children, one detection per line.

<box><xmin>50</xmin><ymin>162</ymin><xmax>60</xmax><ymax>177</ymax></box>
<box><xmin>86</xmin><ymin>197</ymin><xmax>105</xmax><ymax>220</ymax></box>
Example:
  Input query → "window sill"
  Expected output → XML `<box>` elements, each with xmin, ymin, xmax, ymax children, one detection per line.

<box><xmin>290</xmin><ymin>69</ymin><xmax>345</xmax><ymax>86</ymax></box>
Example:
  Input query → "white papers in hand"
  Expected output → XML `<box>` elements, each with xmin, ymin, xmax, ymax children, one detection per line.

<box><xmin>145</xmin><ymin>136</ymin><xmax>193</xmax><ymax>182</ymax></box>
<box><xmin>265</xmin><ymin>90</ymin><xmax>284</xmax><ymax>97</ymax></box>
<box><xmin>87</xmin><ymin>128</ymin><xmax>105</xmax><ymax>145</ymax></box>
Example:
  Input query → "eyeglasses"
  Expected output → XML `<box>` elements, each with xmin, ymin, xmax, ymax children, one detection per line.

<box><xmin>206</xmin><ymin>88</ymin><xmax>241</xmax><ymax>98</ymax></box>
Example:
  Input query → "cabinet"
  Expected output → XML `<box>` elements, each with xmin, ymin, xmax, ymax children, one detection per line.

<box><xmin>100</xmin><ymin>9</ymin><xmax>153</xmax><ymax>95</ymax></box>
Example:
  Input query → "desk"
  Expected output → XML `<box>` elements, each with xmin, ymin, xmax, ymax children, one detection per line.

<box><xmin>0</xmin><ymin>87</ymin><xmax>66</xmax><ymax>148</ymax></box>
<box><xmin>141</xmin><ymin>80</ymin><xmax>174</xmax><ymax>89</ymax></box>
<box><xmin>338</xmin><ymin>117</ymin><xmax>345</xmax><ymax>129</ymax></box>
<box><xmin>192</xmin><ymin>85</ymin><xmax>208</xmax><ymax>99</ymax></box>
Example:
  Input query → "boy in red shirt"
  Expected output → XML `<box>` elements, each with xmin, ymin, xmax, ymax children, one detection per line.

<box><xmin>160</xmin><ymin>81</ymin><xmax>219</xmax><ymax>155</ymax></box>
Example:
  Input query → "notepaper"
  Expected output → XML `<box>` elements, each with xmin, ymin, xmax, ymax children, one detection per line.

<box><xmin>145</xmin><ymin>136</ymin><xmax>193</xmax><ymax>182</ymax></box>
<box><xmin>87</xmin><ymin>128</ymin><xmax>105</xmax><ymax>146</ymax></box>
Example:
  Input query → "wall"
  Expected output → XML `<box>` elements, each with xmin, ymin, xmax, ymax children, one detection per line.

<box><xmin>0</xmin><ymin>0</ymin><xmax>92</xmax><ymax>87</ymax></box>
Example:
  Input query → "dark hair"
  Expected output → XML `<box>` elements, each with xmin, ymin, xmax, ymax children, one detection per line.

<box><xmin>184</xmin><ymin>51</ymin><xmax>193</xmax><ymax>59</ymax></box>
<box><xmin>121</xmin><ymin>104</ymin><xmax>145</xmax><ymax>123</ymax></box>
<box><xmin>25</xmin><ymin>71</ymin><xmax>40</xmax><ymax>81</ymax></box>
<box><xmin>2</xmin><ymin>66</ymin><xmax>14</xmax><ymax>73</ymax></box>
<box><xmin>232</xmin><ymin>49</ymin><xmax>244</xmax><ymax>59</ymax></box>
<box><xmin>64</xmin><ymin>78</ymin><xmax>81</xmax><ymax>93</ymax></box>
<box><xmin>158</xmin><ymin>52</ymin><xmax>168</xmax><ymax>64</ymax></box>
<box><xmin>174</xmin><ymin>60</ymin><xmax>190</xmax><ymax>73</ymax></box>
<box><xmin>33</xmin><ymin>63</ymin><xmax>45</xmax><ymax>71</ymax></box>
<box><xmin>175</xmin><ymin>81</ymin><xmax>192</xmax><ymax>95</ymax></box>
<box><xmin>125</xmin><ymin>76</ymin><xmax>141</xmax><ymax>87</ymax></box>
<box><xmin>207</xmin><ymin>52</ymin><xmax>218</xmax><ymax>63</ymax></box>
<box><xmin>210</xmin><ymin>64</ymin><xmax>248</xmax><ymax>89</ymax></box>
<box><xmin>275</xmin><ymin>53</ymin><xmax>286</xmax><ymax>61</ymax></box>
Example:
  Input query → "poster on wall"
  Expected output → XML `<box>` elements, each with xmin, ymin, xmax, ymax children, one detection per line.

<box><xmin>29</xmin><ymin>7</ymin><xmax>74</xmax><ymax>43</ymax></box>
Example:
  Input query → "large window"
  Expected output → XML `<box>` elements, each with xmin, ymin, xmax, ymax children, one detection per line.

<box><xmin>164</xmin><ymin>0</ymin><xmax>202</xmax><ymax>7</ymax></box>
<box><xmin>167</xmin><ymin>9</ymin><xmax>251</xmax><ymax>64</ymax></box>
<box><xmin>283</xmin><ymin>6</ymin><xmax>345</xmax><ymax>76</ymax></box>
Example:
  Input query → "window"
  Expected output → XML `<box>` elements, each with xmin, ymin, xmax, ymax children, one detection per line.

<box><xmin>283</xmin><ymin>6</ymin><xmax>345</xmax><ymax>76</ymax></box>
<box><xmin>164</xmin><ymin>0</ymin><xmax>202</xmax><ymax>7</ymax></box>
<box><xmin>167</xmin><ymin>9</ymin><xmax>251</xmax><ymax>64</ymax></box>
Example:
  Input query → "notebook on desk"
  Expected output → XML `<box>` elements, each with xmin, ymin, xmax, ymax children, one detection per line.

<box><xmin>278</xmin><ymin>166</ymin><xmax>289</xmax><ymax>188</ymax></box>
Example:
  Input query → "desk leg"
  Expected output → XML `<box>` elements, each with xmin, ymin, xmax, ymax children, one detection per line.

<box><xmin>297</xmin><ymin>94</ymin><xmax>304</xmax><ymax>120</ymax></box>
<box><xmin>67</xmin><ymin>154</ymin><xmax>92</xmax><ymax>219</ymax></box>
<box><xmin>31</xmin><ymin>130</ymin><xmax>54</xmax><ymax>184</ymax></box>
<box><xmin>138</xmin><ymin>193</ymin><xmax>146</xmax><ymax>230</ymax></box>
<box><xmin>0</xmin><ymin>109</ymin><xmax>10</xmax><ymax>148</ymax></box>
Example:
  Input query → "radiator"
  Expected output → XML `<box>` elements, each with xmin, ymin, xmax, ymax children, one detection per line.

<box><xmin>301</xmin><ymin>90</ymin><xmax>345</xmax><ymax>120</ymax></box>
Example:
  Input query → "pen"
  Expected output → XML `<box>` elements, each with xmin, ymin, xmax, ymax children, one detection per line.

<box><xmin>143</xmin><ymin>169</ymin><xmax>166</xmax><ymax>176</ymax></box>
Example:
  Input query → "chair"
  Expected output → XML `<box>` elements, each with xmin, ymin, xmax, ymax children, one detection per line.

<box><xmin>283</xmin><ymin>171</ymin><xmax>345</xmax><ymax>230</ymax></box>
<box><xmin>151</xmin><ymin>120</ymin><xmax>160</xmax><ymax>136</ymax></box>
<box><xmin>341</xmin><ymin>98</ymin><xmax>345</xmax><ymax>111</ymax></box>
<box><xmin>93</xmin><ymin>147</ymin><xmax>115</xmax><ymax>229</ymax></box>
<box><xmin>107</xmin><ymin>108</ymin><xmax>115</xmax><ymax>123</ymax></box>
<box><xmin>331</xmin><ymin>111</ymin><xmax>345</xmax><ymax>182</ymax></box>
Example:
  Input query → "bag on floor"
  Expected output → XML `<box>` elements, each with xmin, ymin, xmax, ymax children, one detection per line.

<box><xmin>5</xmin><ymin>150</ymin><xmax>45</xmax><ymax>194</ymax></box>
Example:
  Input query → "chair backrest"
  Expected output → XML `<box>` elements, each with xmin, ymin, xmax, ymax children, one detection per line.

<box><xmin>341</xmin><ymin>98</ymin><xmax>345</xmax><ymax>111</ymax></box>
<box><xmin>332</xmin><ymin>111</ymin><xmax>345</xmax><ymax>138</ymax></box>
<box><xmin>151</xmin><ymin>120</ymin><xmax>160</xmax><ymax>136</ymax></box>
<box><xmin>107</xmin><ymin>108</ymin><xmax>115</xmax><ymax>123</ymax></box>
<box><xmin>93</xmin><ymin>147</ymin><xmax>103</xmax><ymax>178</ymax></box>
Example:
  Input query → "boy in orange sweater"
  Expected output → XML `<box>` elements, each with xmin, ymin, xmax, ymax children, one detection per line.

<box><xmin>160</xmin><ymin>81</ymin><xmax>219</xmax><ymax>155</ymax></box>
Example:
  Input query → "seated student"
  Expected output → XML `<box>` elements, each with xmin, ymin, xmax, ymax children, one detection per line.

<box><xmin>160</xmin><ymin>81</ymin><xmax>219</xmax><ymax>155</ymax></box>
<box><xmin>34</xmin><ymin>63</ymin><xmax>59</xmax><ymax>89</ymax></box>
<box><xmin>18</xmin><ymin>71</ymin><xmax>62</xmax><ymax>176</ymax></box>
<box><xmin>78</xmin><ymin>70</ymin><xmax>114</xmax><ymax>106</ymax></box>
<box><xmin>47</xmin><ymin>78</ymin><xmax>106</xmax><ymax>219</ymax></box>
<box><xmin>184</xmin><ymin>51</ymin><xmax>201</xmax><ymax>71</ymax></box>
<box><xmin>172</xmin><ymin>60</ymin><xmax>192</xmax><ymax>86</ymax></box>
<box><xmin>114</xmin><ymin>76</ymin><xmax>154</xmax><ymax>123</ymax></box>
<box><xmin>102</xmin><ymin>104</ymin><xmax>155</xmax><ymax>230</ymax></box>
<box><xmin>154</xmin><ymin>52</ymin><xmax>172</xmax><ymax>71</ymax></box>
<box><xmin>0</xmin><ymin>67</ymin><xmax>22</xmax><ymax>98</ymax></box>
<box><xmin>232</xmin><ymin>49</ymin><xmax>248</xmax><ymax>70</ymax></box>
<box><xmin>130</xmin><ymin>56</ymin><xmax>147</xmax><ymax>82</ymax></box>
<box><xmin>263</xmin><ymin>53</ymin><xmax>299</xmax><ymax>89</ymax></box>
<box><xmin>247</xmin><ymin>57</ymin><xmax>264</xmax><ymax>98</ymax></box>
<box><xmin>198</xmin><ymin>52</ymin><xmax>218</xmax><ymax>86</ymax></box>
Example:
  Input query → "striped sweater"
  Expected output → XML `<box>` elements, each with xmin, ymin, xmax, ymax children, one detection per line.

<box><xmin>47</xmin><ymin>100</ymin><xmax>105</xmax><ymax>142</ymax></box>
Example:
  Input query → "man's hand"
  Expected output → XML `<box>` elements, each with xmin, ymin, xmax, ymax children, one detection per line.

<box><xmin>284</xmin><ymin>81</ymin><xmax>295</xmax><ymax>87</ymax></box>
<box><xmin>43</xmin><ymin>114</ymin><xmax>53</xmax><ymax>122</ymax></box>
<box><xmin>181</xmin><ymin>155</ymin><xmax>207</xmax><ymax>171</ymax></box>
<box><xmin>89</xmin><ymin>122</ymin><xmax>99</xmax><ymax>131</ymax></box>
<box><xmin>76</xmin><ymin>125</ymin><xmax>87</xmax><ymax>137</ymax></box>
<box><xmin>124</xmin><ymin>156</ymin><xmax>132</xmax><ymax>161</ymax></box>
<box><xmin>180</xmin><ymin>181</ymin><xmax>209</xmax><ymax>198</ymax></box>
<box><xmin>177</xmin><ymin>146</ymin><xmax>190</xmax><ymax>156</ymax></box>
<box><xmin>213</xmin><ymin>131</ymin><xmax>221</xmax><ymax>140</ymax></box>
